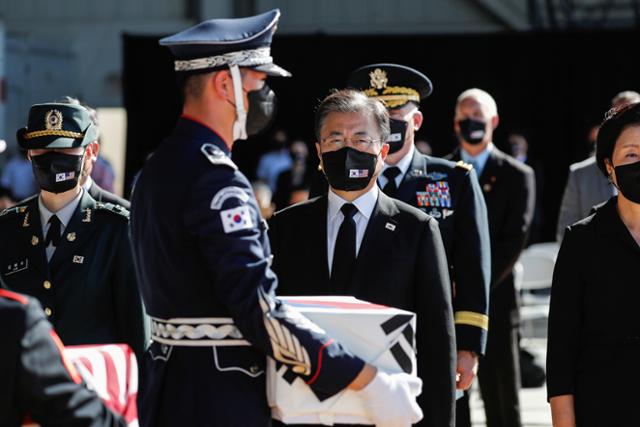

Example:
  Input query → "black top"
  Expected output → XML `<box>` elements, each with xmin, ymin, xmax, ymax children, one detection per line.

<box><xmin>0</xmin><ymin>289</ymin><xmax>124</xmax><ymax>427</ymax></box>
<box><xmin>546</xmin><ymin>197</ymin><xmax>640</xmax><ymax>422</ymax></box>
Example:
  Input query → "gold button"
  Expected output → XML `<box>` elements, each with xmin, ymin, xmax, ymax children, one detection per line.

<box><xmin>44</xmin><ymin>308</ymin><xmax>52</xmax><ymax>316</ymax></box>
<box><xmin>43</xmin><ymin>280</ymin><xmax>52</xmax><ymax>290</ymax></box>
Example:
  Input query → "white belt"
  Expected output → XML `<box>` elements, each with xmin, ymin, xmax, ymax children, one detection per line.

<box><xmin>151</xmin><ymin>316</ymin><xmax>250</xmax><ymax>347</ymax></box>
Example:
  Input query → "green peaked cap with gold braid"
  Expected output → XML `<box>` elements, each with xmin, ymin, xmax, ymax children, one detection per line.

<box><xmin>17</xmin><ymin>103</ymin><xmax>98</xmax><ymax>149</ymax></box>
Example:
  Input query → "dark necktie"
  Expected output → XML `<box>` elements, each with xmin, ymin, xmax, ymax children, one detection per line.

<box><xmin>381</xmin><ymin>167</ymin><xmax>401</xmax><ymax>197</ymax></box>
<box><xmin>330</xmin><ymin>203</ymin><xmax>358</xmax><ymax>294</ymax></box>
<box><xmin>45</xmin><ymin>215</ymin><xmax>61</xmax><ymax>247</ymax></box>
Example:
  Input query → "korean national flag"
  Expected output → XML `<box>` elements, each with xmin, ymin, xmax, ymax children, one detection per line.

<box><xmin>220</xmin><ymin>205</ymin><xmax>254</xmax><ymax>234</ymax></box>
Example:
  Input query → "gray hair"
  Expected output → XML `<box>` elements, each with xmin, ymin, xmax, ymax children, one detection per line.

<box><xmin>314</xmin><ymin>89</ymin><xmax>390</xmax><ymax>143</ymax></box>
<box><xmin>456</xmin><ymin>88</ymin><xmax>498</xmax><ymax>117</ymax></box>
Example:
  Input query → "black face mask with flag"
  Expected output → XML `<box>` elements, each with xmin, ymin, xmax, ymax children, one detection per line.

<box><xmin>31</xmin><ymin>151</ymin><xmax>84</xmax><ymax>194</ymax></box>
<box><xmin>321</xmin><ymin>147</ymin><xmax>378</xmax><ymax>191</ymax></box>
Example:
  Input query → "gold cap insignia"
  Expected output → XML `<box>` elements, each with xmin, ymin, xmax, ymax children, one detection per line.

<box><xmin>369</xmin><ymin>68</ymin><xmax>388</xmax><ymax>90</ymax></box>
<box><xmin>67</xmin><ymin>232</ymin><xmax>76</xmax><ymax>242</ymax></box>
<box><xmin>44</xmin><ymin>110</ymin><xmax>63</xmax><ymax>131</ymax></box>
<box><xmin>31</xmin><ymin>235</ymin><xmax>39</xmax><ymax>246</ymax></box>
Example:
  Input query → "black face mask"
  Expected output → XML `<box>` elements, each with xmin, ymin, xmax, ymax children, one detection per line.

<box><xmin>458</xmin><ymin>118</ymin><xmax>487</xmax><ymax>145</ymax></box>
<box><xmin>614</xmin><ymin>160</ymin><xmax>640</xmax><ymax>203</ymax></box>
<box><xmin>31</xmin><ymin>152</ymin><xmax>84</xmax><ymax>194</ymax></box>
<box><xmin>321</xmin><ymin>147</ymin><xmax>379</xmax><ymax>191</ymax></box>
<box><xmin>387</xmin><ymin>118</ymin><xmax>408</xmax><ymax>154</ymax></box>
<box><xmin>246</xmin><ymin>84</ymin><xmax>277</xmax><ymax>136</ymax></box>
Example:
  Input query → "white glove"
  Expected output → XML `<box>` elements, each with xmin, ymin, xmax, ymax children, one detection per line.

<box><xmin>357</xmin><ymin>371</ymin><xmax>424</xmax><ymax>427</ymax></box>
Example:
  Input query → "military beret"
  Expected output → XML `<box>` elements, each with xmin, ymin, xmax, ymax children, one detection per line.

<box><xmin>16</xmin><ymin>103</ymin><xmax>98</xmax><ymax>149</ymax></box>
<box><xmin>348</xmin><ymin>63</ymin><xmax>433</xmax><ymax>109</ymax></box>
<box><xmin>160</xmin><ymin>9</ymin><xmax>291</xmax><ymax>77</ymax></box>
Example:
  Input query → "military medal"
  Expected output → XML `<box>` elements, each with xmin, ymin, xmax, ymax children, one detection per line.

<box><xmin>82</xmin><ymin>208</ymin><xmax>92</xmax><ymax>223</ymax></box>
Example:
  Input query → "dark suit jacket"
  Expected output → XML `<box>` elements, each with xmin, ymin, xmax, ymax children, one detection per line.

<box><xmin>0</xmin><ymin>191</ymin><xmax>146</xmax><ymax>360</ymax></box>
<box><xmin>448</xmin><ymin>147</ymin><xmax>535</xmax><ymax>325</ymax></box>
<box><xmin>269</xmin><ymin>191</ymin><xmax>456</xmax><ymax>427</ymax></box>
<box><xmin>88</xmin><ymin>181</ymin><xmax>130</xmax><ymax>209</ymax></box>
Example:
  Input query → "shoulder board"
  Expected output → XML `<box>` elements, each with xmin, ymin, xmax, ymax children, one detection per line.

<box><xmin>0</xmin><ymin>204</ymin><xmax>28</xmax><ymax>218</ymax></box>
<box><xmin>0</xmin><ymin>289</ymin><xmax>29</xmax><ymax>305</ymax></box>
<box><xmin>455</xmin><ymin>160</ymin><xmax>473</xmax><ymax>172</ymax></box>
<box><xmin>96</xmin><ymin>202</ymin><xmax>130</xmax><ymax>220</ymax></box>
<box><xmin>201</xmin><ymin>143</ymin><xmax>237</xmax><ymax>170</ymax></box>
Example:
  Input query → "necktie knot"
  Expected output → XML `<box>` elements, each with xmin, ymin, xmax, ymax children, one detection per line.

<box><xmin>383</xmin><ymin>167</ymin><xmax>401</xmax><ymax>181</ymax></box>
<box><xmin>340</xmin><ymin>203</ymin><xmax>358</xmax><ymax>220</ymax></box>
<box><xmin>45</xmin><ymin>215</ymin><xmax>61</xmax><ymax>247</ymax></box>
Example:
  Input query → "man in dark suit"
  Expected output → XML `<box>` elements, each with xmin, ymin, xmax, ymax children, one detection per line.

<box><xmin>447</xmin><ymin>88</ymin><xmax>535</xmax><ymax>427</ymax></box>
<box><xmin>348</xmin><ymin>64</ymin><xmax>490</xmax><ymax>402</ymax></box>
<box><xmin>270</xmin><ymin>89</ymin><xmax>456</xmax><ymax>427</ymax></box>
<box><xmin>57</xmin><ymin>96</ymin><xmax>130</xmax><ymax>208</ymax></box>
<box><xmin>0</xmin><ymin>102</ymin><xmax>147</xmax><ymax>361</ymax></box>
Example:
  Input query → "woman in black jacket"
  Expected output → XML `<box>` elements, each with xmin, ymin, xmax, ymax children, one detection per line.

<box><xmin>547</xmin><ymin>102</ymin><xmax>640</xmax><ymax>426</ymax></box>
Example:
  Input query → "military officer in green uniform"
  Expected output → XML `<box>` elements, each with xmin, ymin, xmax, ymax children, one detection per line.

<box><xmin>0</xmin><ymin>103</ymin><xmax>147</xmax><ymax>360</ymax></box>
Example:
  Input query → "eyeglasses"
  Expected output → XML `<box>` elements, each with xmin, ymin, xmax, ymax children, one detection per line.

<box><xmin>320</xmin><ymin>135</ymin><xmax>383</xmax><ymax>149</ymax></box>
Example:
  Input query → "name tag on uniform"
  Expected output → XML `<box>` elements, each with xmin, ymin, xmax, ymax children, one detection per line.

<box><xmin>5</xmin><ymin>259</ymin><xmax>28</xmax><ymax>275</ymax></box>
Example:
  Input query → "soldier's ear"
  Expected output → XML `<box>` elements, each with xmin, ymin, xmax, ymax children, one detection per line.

<box><xmin>412</xmin><ymin>110</ymin><xmax>423</xmax><ymax>131</ymax></box>
<box><xmin>212</xmin><ymin>71</ymin><xmax>231</xmax><ymax>100</ymax></box>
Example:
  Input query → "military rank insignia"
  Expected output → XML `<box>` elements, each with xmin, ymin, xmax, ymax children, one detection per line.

<box><xmin>5</xmin><ymin>259</ymin><xmax>28</xmax><ymax>275</ymax></box>
<box><xmin>416</xmin><ymin>181</ymin><xmax>451</xmax><ymax>208</ymax></box>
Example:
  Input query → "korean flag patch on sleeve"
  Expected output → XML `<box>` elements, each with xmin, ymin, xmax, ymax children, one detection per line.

<box><xmin>220</xmin><ymin>205</ymin><xmax>254</xmax><ymax>233</ymax></box>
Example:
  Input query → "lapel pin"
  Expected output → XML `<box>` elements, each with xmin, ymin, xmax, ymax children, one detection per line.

<box><xmin>490</xmin><ymin>176</ymin><xmax>496</xmax><ymax>183</ymax></box>
<box><xmin>22</xmin><ymin>212</ymin><xmax>30</xmax><ymax>228</ymax></box>
<box><xmin>483</xmin><ymin>183</ymin><xmax>492</xmax><ymax>192</ymax></box>
<box><xmin>82</xmin><ymin>208</ymin><xmax>92</xmax><ymax>223</ymax></box>
<box><xmin>31</xmin><ymin>235</ymin><xmax>39</xmax><ymax>246</ymax></box>
<box><xmin>72</xmin><ymin>255</ymin><xmax>84</xmax><ymax>264</ymax></box>
<box><xmin>385</xmin><ymin>222</ymin><xmax>396</xmax><ymax>231</ymax></box>
<box><xmin>67</xmin><ymin>232</ymin><xmax>76</xmax><ymax>242</ymax></box>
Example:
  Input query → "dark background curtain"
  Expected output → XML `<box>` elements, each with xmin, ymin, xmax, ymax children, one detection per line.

<box><xmin>123</xmin><ymin>30</ymin><xmax>640</xmax><ymax>241</ymax></box>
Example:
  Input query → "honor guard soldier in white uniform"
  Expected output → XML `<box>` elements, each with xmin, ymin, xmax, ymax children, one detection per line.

<box><xmin>130</xmin><ymin>10</ymin><xmax>423</xmax><ymax>427</ymax></box>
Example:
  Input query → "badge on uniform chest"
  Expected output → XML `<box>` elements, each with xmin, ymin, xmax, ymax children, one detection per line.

<box><xmin>5</xmin><ymin>259</ymin><xmax>28</xmax><ymax>275</ymax></box>
<box><xmin>416</xmin><ymin>181</ymin><xmax>452</xmax><ymax>208</ymax></box>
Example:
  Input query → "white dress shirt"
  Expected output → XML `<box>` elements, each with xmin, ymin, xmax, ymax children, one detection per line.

<box><xmin>38</xmin><ymin>189</ymin><xmax>83</xmax><ymax>261</ymax></box>
<box><xmin>326</xmin><ymin>186</ymin><xmax>379</xmax><ymax>275</ymax></box>
<box><xmin>378</xmin><ymin>143</ymin><xmax>415</xmax><ymax>190</ymax></box>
